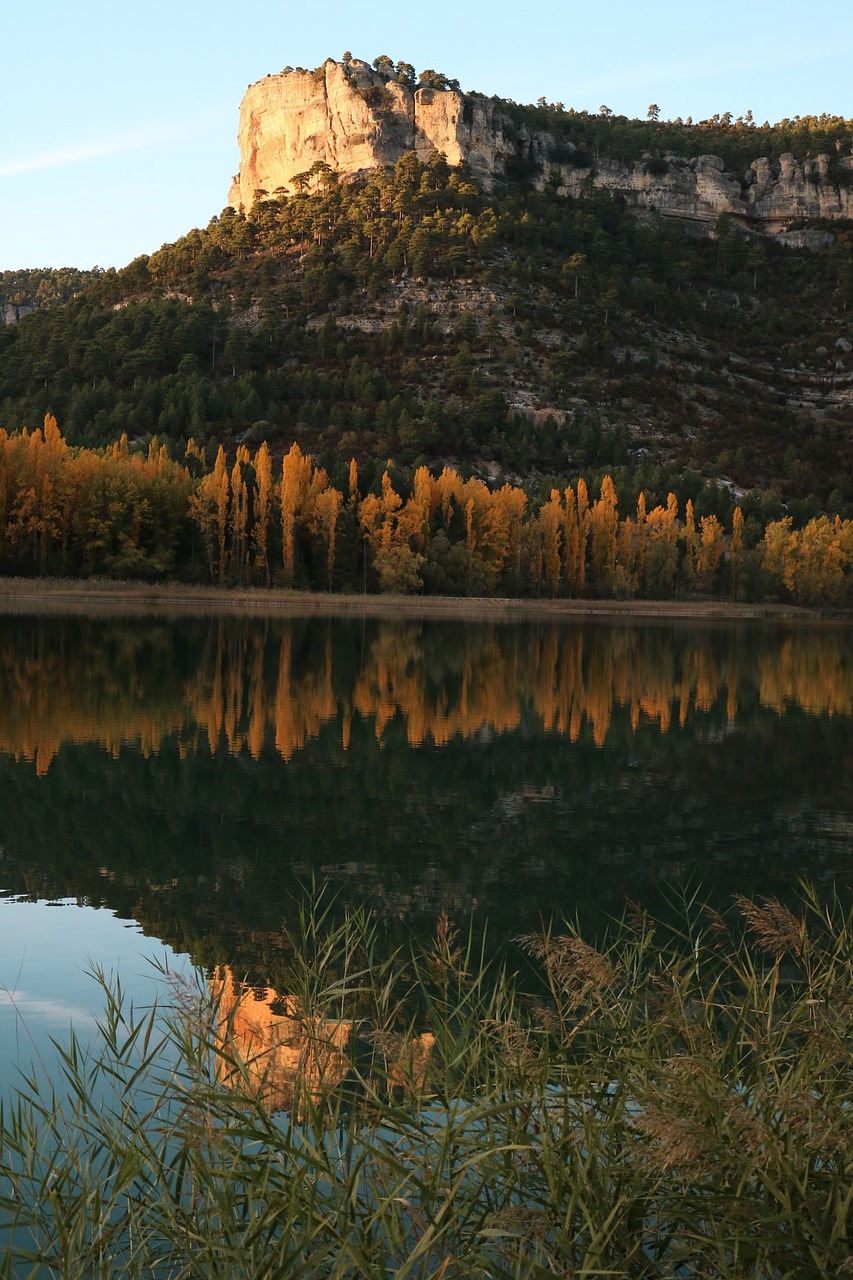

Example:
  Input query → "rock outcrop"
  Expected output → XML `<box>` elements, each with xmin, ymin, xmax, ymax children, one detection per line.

<box><xmin>229</xmin><ymin>59</ymin><xmax>853</xmax><ymax>237</ymax></box>
<box><xmin>228</xmin><ymin>58</ymin><xmax>516</xmax><ymax>208</ymax></box>
<box><xmin>541</xmin><ymin>148</ymin><xmax>853</xmax><ymax>233</ymax></box>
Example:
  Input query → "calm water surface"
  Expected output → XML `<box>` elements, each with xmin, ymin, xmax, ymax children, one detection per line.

<box><xmin>0</xmin><ymin>611</ymin><xmax>851</xmax><ymax>1084</ymax></box>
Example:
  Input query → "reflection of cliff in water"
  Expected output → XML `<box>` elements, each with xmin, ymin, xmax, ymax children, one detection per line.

<box><xmin>0</xmin><ymin>614</ymin><xmax>850</xmax><ymax>985</ymax></box>
<box><xmin>212</xmin><ymin>967</ymin><xmax>352</xmax><ymax>1112</ymax></box>
<box><xmin>211</xmin><ymin>966</ymin><xmax>434</xmax><ymax>1113</ymax></box>
<box><xmin>0</xmin><ymin>615</ymin><xmax>850</xmax><ymax>772</ymax></box>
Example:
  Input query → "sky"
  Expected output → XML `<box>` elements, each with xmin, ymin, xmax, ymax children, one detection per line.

<box><xmin>2</xmin><ymin>0</ymin><xmax>852</xmax><ymax>272</ymax></box>
<box><xmin>1</xmin><ymin>897</ymin><xmax>189</xmax><ymax>1088</ymax></box>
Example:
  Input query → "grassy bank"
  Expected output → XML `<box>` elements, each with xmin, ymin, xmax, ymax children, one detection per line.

<box><xmin>0</xmin><ymin>575</ymin><xmax>820</xmax><ymax>621</ymax></box>
<box><xmin>1</xmin><ymin>890</ymin><xmax>851</xmax><ymax>1277</ymax></box>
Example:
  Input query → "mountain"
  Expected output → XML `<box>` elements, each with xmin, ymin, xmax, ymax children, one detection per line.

<box><xmin>1</xmin><ymin>57</ymin><xmax>852</xmax><ymax>525</ymax></box>
<box><xmin>229</xmin><ymin>58</ymin><xmax>853</xmax><ymax>241</ymax></box>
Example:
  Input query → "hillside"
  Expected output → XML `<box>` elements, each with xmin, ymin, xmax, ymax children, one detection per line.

<box><xmin>1</xmin><ymin>58</ymin><xmax>852</xmax><ymax>530</ymax></box>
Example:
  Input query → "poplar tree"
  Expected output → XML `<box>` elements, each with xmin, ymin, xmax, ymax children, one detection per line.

<box><xmin>730</xmin><ymin>506</ymin><xmax>744</xmax><ymax>598</ymax></box>
<box><xmin>539</xmin><ymin>490</ymin><xmax>564</xmax><ymax>597</ymax></box>
<box><xmin>230</xmin><ymin>446</ymin><xmax>250</xmax><ymax>582</ymax></box>
<box><xmin>697</xmin><ymin>515</ymin><xmax>725</xmax><ymax>592</ymax></box>
<box><xmin>576</xmin><ymin>479</ymin><xmax>591</xmax><ymax>594</ymax></box>
<box><xmin>281</xmin><ymin>443</ymin><xmax>320</xmax><ymax>583</ymax></box>
<box><xmin>643</xmin><ymin>494</ymin><xmax>679</xmax><ymax>597</ymax></box>
<box><xmin>563</xmin><ymin>486</ymin><xmax>580</xmax><ymax>595</ymax></box>
<box><xmin>214</xmin><ymin>447</ymin><xmax>230</xmax><ymax>582</ymax></box>
<box><xmin>683</xmin><ymin>499</ymin><xmax>697</xmax><ymax>587</ymax></box>
<box><xmin>590</xmin><ymin>476</ymin><xmax>619</xmax><ymax>596</ymax></box>
<box><xmin>635</xmin><ymin>492</ymin><xmax>648</xmax><ymax>594</ymax></box>
<box><xmin>252</xmin><ymin>442</ymin><xmax>273</xmax><ymax>586</ymax></box>
<box><xmin>311</xmin><ymin>487</ymin><xmax>343</xmax><ymax>591</ymax></box>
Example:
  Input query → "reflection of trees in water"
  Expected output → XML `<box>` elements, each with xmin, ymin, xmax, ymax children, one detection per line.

<box><xmin>0</xmin><ymin>614</ymin><xmax>849</xmax><ymax>985</ymax></box>
<box><xmin>0</xmin><ymin>617</ymin><xmax>192</xmax><ymax>774</ymax></box>
<box><xmin>0</xmin><ymin>616</ymin><xmax>850</xmax><ymax>771</ymax></box>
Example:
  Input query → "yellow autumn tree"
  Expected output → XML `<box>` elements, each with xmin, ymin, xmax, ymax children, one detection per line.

<box><xmin>360</xmin><ymin>470</ymin><xmax>424</xmax><ymax>593</ymax></box>
<box><xmin>539</xmin><ymin>489</ymin><xmax>564</xmax><ymax>597</ymax></box>
<box><xmin>399</xmin><ymin>465</ymin><xmax>435</xmax><ymax>554</ymax></box>
<box><xmin>483</xmin><ymin>483</ymin><xmax>526</xmax><ymax>593</ymax></box>
<box><xmin>252</xmin><ymin>442</ymin><xmax>274</xmax><ymax>586</ymax></box>
<box><xmin>189</xmin><ymin>446</ymin><xmax>230</xmax><ymax>582</ymax></box>
<box><xmin>615</xmin><ymin>510</ymin><xmax>638</xmax><ymax>597</ymax></box>
<box><xmin>730</xmin><ymin>507</ymin><xmax>744</xmax><ymax>599</ymax></box>
<box><xmin>635</xmin><ymin>492</ymin><xmax>648</xmax><ymax>594</ymax></box>
<box><xmin>696</xmin><ymin>515</ymin><xmax>725</xmax><ymax>593</ymax></box>
<box><xmin>311</xmin><ymin>487</ymin><xmax>343</xmax><ymax>591</ymax></box>
<box><xmin>229</xmin><ymin>446</ymin><xmax>250</xmax><ymax>583</ymax></box>
<box><xmin>788</xmin><ymin>515</ymin><xmax>852</xmax><ymax>605</ymax></box>
<box><xmin>348</xmin><ymin>457</ymin><xmax>360</xmax><ymax>508</ymax></box>
<box><xmin>435</xmin><ymin>468</ymin><xmax>465</xmax><ymax>534</ymax></box>
<box><xmin>590</xmin><ymin>475</ymin><xmax>619</xmax><ymax>596</ymax></box>
<box><xmin>562</xmin><ymin>481</ymin><xmax>590</xmax><ymax>596</ymax></box>
<box><xmin>682</xmin><ymin>499</ymin><xmax>696</xmax><ymax>588</ymax></box>
<box><xmin>762</xmin><ymin>517</ymin><xmax>797</xmax><ymax>596</ymax></box>
<box><xmin>644</xmin><ymin>493</ymin><xmax>679</xmax><ymax>597</ymax></box>
<box><xmin>280</xmin><ymin>443</ymin><xmax>326</xmax><ymax>584</ymax></box>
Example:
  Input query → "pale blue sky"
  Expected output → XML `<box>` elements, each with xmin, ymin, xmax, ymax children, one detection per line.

<box><xmin>0</xmin><ymin>897</ymin><xmax>189</xmax><ymax>1087</ymax></box>
<box><xmin>2</xmin><ymin>0</ymin><xmax>851</xmax><ymax>270</ymax></box>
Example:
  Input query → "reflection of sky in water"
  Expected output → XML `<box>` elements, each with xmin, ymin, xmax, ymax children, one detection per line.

<box><xmin>0</xmin><ymin>896</ymin><xmax>190</xmax><ymax>1086</ymax></box>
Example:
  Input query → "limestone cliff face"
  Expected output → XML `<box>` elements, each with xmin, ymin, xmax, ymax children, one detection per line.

<box><xmin>227</xmin><ymin>59</ymin><xmax>515</xmax><ymax>207</ymax></box>
<box><xmin>228</xmin><ymin>60</ymin><xmax>853</xmax><ymax>237</ymax></box>
<box><xmin>541</xmin><ymin>147</ymin><xmax>853</xmax><ymax>231</ymax></box>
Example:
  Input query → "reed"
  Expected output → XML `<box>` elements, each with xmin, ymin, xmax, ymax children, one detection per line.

<box><xmin>1</xmin><ymin>887</ymin><xmax>851</xmax><ymax>1277</ymax></box>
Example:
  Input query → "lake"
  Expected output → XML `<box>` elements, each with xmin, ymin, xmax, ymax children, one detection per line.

<box><xmin>1</xmin><ymin>607</ymin><xmax>851</xmax><ymax>1090</ymax></box>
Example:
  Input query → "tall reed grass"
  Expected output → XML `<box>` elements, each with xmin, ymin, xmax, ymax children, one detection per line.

<box><xmin>1</xmin><ymin>887</ymin><xmax>851</xmax><ymax>1278</ymax></box>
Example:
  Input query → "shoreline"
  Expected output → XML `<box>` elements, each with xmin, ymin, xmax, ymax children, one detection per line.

<box><xmin>0</xmin><ymin>576</ymin><xmax>837</xmax><ymax>623</ymax></box>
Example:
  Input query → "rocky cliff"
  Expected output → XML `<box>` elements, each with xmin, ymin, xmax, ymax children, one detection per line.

<box><xmin>229</xmin><ymin>59</ymin><xmax>853</xmax><ymax>237</ymax></box>
<box><xmin>228</xmin><ymin>58</ymin><xmax>515</xmax><ymax>207</ymax></box>
<box><xmin>547</xmin><ymin>149</ymin><xmax>853</xmax><ymax>239</ymax></box>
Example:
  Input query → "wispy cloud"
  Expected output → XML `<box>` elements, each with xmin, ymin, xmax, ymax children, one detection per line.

<box><xmin>0</xmin><ymin>988</ymin><xmax>97</xmax><ymax>1028</ymax></box>
<box><xmin>0</xmin><ymin>120</ymin><xmax>205</xmax><ymax>180</ymax></box>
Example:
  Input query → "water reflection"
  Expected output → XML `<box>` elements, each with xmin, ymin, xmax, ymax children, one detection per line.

<box><xmin>0</xmin><ymin>615</ymin><xmax>850</xmax><ymax>772</ymax></box>
<box><xmin>212</xmin><ymin>966</ymin><xmax>435</xmax><ymax>1113</ymax></box>
<box><xmin>212</xmin><ymin>967</ymin><xmax>352</xmax><ymax>1113</ymax></box>
<box><xmin>0</xmin><ymin>613</ymin><xmax>850</xmax><ymax>982</ymax></box>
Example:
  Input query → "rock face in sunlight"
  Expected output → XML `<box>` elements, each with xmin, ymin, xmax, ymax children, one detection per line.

<box><xmin>227</xmin><ymin>58</ymin><xmax>515</xmax><ymax>208</ymax></box>
<box><xmin>228</xmin><ymin>58</ymin><xmax>853</xmax><ymax>238</ymax></box>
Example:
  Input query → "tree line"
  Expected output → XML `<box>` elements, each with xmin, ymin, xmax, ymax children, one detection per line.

<box><xmin>0</xmin><ymin>416</ymin><xmax>850</xmax><ymax>606</ymax></box>
<box><xmin>507</xmin><ymin>101</ymin><xmax>853</xmax><ymax>178</ymax></box>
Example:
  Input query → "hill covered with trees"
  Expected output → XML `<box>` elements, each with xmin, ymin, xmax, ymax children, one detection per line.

<box><xmin>1</xmin><ymin>66</ymin><xmax>852</xmax><ymax>601</ymax></box>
